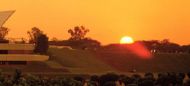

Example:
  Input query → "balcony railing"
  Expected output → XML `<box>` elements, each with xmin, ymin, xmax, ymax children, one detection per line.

<box><xmin>0</xmin><ymin>54</ymin><xmax>49</xmax><ymax>61</ymax></box>
<box><xmin>0</xmin><ymin>44</ymin><xmax>34</xmax><ymax>50</ymax></box>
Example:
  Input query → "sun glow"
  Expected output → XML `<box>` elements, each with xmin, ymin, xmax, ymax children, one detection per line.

<box><xmin>120</xmin><ymin>36</ymin><xmax>134</xmax><ymax>44</ymax></box>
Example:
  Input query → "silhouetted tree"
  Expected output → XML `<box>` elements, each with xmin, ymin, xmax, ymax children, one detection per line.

<box><xmin>66</xmin><ymin>26</ymin><xmax>101</xmax><ymax>50</ymax></box>
<box><xmin>182</xmin><ymin>45</ymin><xmax>190</xmax><ymax>53</ymax></box>
<box><xmin>51</xmin><ymin>37</ymin><xmax>58</xmax><ymax>42</ymax></box>
<box><xmin>0</xmin><ymin>27</ymin><xmax>9</xmax><ymax>55</ymax></box>
<box><xmin>99</xmin><ymin>73</ymin><xmax>119</xmax><ymax>86</ymax></box>
<box><xmin>0</xmin><ymin>27</ymin><xmax>9</xmax><ymax>40</ymax></box>
<box><xmin>81</xmin><ymin>38</ymin><xmax>101</xmax><ymax>50</ymax></box>
<box><xmin>138</xmin><ymin>39</ymin><xmax>181</xmax><ymax>53</ymax></box>
<box><xmin>34</xmin><ymin>34</ymin><xmax>49</xmax><ymax>54</ymax></box>
<box><xmin>139</xmin><ymin>40</ymin><xmax>160</xmax><ymax>51</ymax></box>
<box><xmin>66</xmin><ymin>38</ymin><xmax>101</xmax><ymax>50</ymax></box>
<box><xmin>160</xmin><ymin>39</ymin><xmax>170</xmax><ymax>44</ymax></box>
<box><xmin>68</xmin><ymin>26</ymin><xmax>89</xmax><ymax>40</ymax></box>
<box><xmin>159</xmin><ymin>39</ymin><xmax>180</xmax><ymax>53</ymax></box>
<box><xmin>27</xmin><ymin>27</ymin><xmax>43</xmax><ymax>43</ymax></box>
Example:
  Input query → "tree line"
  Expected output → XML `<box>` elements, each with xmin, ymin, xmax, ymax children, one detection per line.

<box><xmin>49</xmin><ymin>26</ymin><xmax>101</xmax><ymax>50</ymax></box>
<box><xmin>138</xmin><ymin>39</ymin><xmax>190</xmax><ymax>53</ymax></box>
<box><xmin>0</xmin><ymin>26</ymin><xmax>190</xmax><ymax>54</ymax></box>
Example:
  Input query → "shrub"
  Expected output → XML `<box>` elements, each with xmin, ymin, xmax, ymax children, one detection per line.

<box><xmin>34</xmin><ymin>34</ymin><xmax>49</xmax><ymax>54</ymax></box>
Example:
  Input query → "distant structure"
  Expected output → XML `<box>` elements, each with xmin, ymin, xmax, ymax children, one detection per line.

<box><xmin>0</xmin><ymin>11</ymin><xmax>49</xmax><ymax>65</ymax></box>
<box><xmin>0</xmin><ymin>11</ymin><xmax>14</xmax><ymax>27</ymax></box>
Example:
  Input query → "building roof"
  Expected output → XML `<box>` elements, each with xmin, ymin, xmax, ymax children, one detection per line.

<box><xmin>0</xmin><ymin>10</ymin><xmax>15</xmax><ymax>27</ymax></box>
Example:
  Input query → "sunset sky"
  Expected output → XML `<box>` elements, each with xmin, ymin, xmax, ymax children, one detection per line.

<box><xmin>1</xmin><ymin>0</ymin><xmax>190</xmax><ymax>45</ymax></box>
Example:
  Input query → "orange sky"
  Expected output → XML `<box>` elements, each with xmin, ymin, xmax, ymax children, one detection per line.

<box><xmin>1</xmin><ymin>0</ymin><xmax>190</xmax><ymax>45</ymax></box>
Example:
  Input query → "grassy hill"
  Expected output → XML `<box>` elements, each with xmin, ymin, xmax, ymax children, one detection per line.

<box><xmin>48</xmin><ymin>47</ymin><xmax>190</xmax><ymax>73</ymax></box>
<box><xmin>95</xmin><ymin>51</ymin><xmax>190</xmax><ymax>72</ymax></box>
<box><xmin>2</xmin><ymin>47</ymin><xmax>189</xmax><ymax>74</ymax></box>
<box><xmin>48</xmin><ymin>48</ymin><xmax>115</xmax><ymax>73</ymax></box>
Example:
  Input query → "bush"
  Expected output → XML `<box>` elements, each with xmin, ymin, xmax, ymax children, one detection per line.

<box><xmin>34</xmin><ymin>34</ymin><xmax>49</xmax><ymax>54</ymax></box>
<box><xmin>99</xmin><ymin>73</ymin><xmax>119</xmax><ymax>86</ymax></box>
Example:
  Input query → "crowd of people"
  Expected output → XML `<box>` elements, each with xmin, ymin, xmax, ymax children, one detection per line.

<box><xmin>0</xmin><ymin>70</ymin><xmax>190</xmax><ymax>86</ymax></box>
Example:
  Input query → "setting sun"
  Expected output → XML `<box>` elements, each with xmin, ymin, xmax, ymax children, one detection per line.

<box><xmin>120</xmin><ymin>36</ymin><xmax>134</xmax><ymax>44</ymax></box>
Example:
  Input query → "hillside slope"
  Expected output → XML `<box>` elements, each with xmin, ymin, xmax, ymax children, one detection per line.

<box><xmin>48</xmin><ymin>47</ymin><xmax>190</xmax><ymax>73</ymax></box>
<box><xmin>95</xmin><ymin>51</ymin><xmax>190</xmax><ymax>72</ymax></box>
<box><xmin>48</xmin><ymin>48</ymin><xmax>115</xmax><ymax>73</ymax></box>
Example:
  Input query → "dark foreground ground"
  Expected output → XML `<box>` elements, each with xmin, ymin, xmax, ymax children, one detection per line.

<box><xmin>0</xmin><ymin>71</ymin><xmax>190</xmax><ymax>86</ymax></box>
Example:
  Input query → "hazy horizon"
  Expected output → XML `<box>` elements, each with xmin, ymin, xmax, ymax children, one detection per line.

<box><xmin>1</xmin><ymin>0</ymin><xmax>190</xmax><ymax>45</ymax></box>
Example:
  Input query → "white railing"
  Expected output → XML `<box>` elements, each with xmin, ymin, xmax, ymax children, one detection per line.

<box><xmin>0</xmin><ymin>44</ymin><xmax>34</xmax><ymax>50</ymax></box>
<box><xmin>0</xmin><ymin>54</ymin><xmax>49</xmax><ymax>61</ymax></box>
